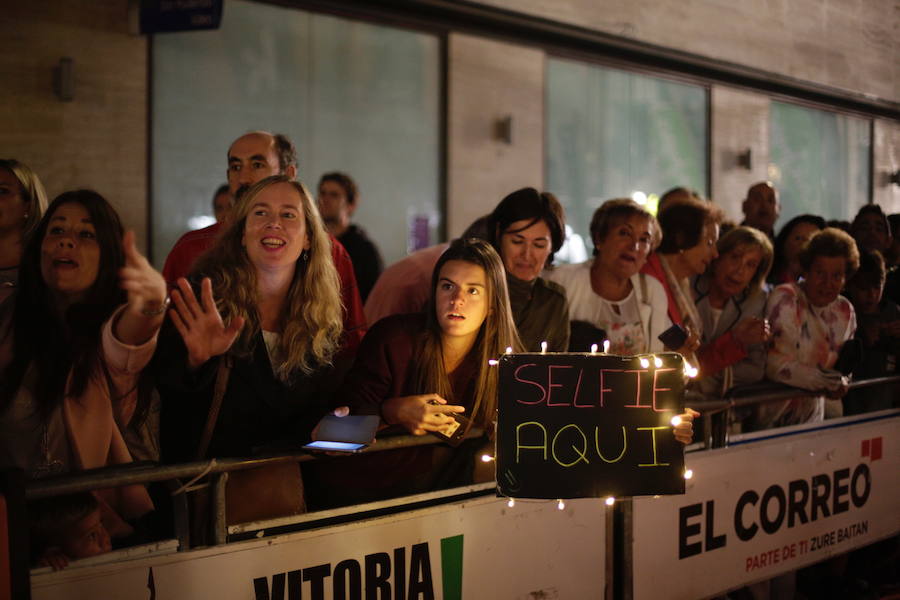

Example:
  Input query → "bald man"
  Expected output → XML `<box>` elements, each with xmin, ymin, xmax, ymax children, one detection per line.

<box><xmin>741</xmin><ymin>182</ymin><xmax>780</xmax><ymax>239</ymax></box>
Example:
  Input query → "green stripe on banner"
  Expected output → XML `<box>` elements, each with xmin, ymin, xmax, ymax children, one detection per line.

<box><xmin>440</xmin><ymin>535</ymin><xmax>464</xmax><ymax>600</ymax></box>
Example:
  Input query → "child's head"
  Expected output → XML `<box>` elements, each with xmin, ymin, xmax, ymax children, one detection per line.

<box><xmin>29</xmin><ymin>492</ymin><xmax>111</xmax><ymax>565</ymax></box>
<box><xmin>846</xmin><ymin>249</ymin><xmax>886</xmax><ymax>315</ymax></box>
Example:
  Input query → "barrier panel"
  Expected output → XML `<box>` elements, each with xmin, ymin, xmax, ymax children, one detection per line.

<box><xmin>632</xmin><ymin>410</ymin><xmax>900</xmax><ymax>600</ymax></box>
<box><xmin>31</xmin><ymin>488</ymin><xmax>606</xmax><ymax>600</ymax></box>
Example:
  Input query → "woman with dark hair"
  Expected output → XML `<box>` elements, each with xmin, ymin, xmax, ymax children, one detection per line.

<box><xmin>692</xmin><ymin>226</ymin><xmax>773</xmax><ymax>398</ymax></box>
<box><xmin>768</xmin><ymin>214</ymin><xmax>825</xmax><ymax>285</ymax></box>
<box><xmin>762</xmin><ymin>228</ymin><xmax>859</xmax><ymax>427</ymax></box>
<box><xmin>309</xmin><ymin>238</ymin><xmax>522</xmax><ymax>505</ymax></box>
<box><xmin>157</xmin><ymin>175</ymin><xmax>344</xmax><ymax>463</ymax></box>
<box><xmin>0</xmin><ymin>158</ymin><xmax>49</xmax><ymax>302</ymax></box>
<box><xmin>487</xmin><ymin>187</ymin><xmax>570</xmax><ymax>351</ymax></box>
<box><xmin>0</xmin><ymin>190</ymin><xmax>163</xmax><ymax>536</ymax></box>
<box><xmin>547</xmin><ymin>198</ymin><xmax>671</xmax><ymax>354</ymax></box>
<box><xmin>641</xmin><ymin>197</ymin><xmax>723</xmax><ymax>363</ymax></box>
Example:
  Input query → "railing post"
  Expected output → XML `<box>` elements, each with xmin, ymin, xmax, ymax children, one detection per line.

<box><xmin>211</xmin><ymin>472</ymin><xmax>229</xmax><ymax>546</ymax></box>
<box><xmin>164</xmin><ymin>479</ymin><xmax>191</xmax><ymax>551</ymax></box>
<box><xmin>611</xmin><ymin>498</ymin><xmax>634</xmax><ymax>600</ymax></box>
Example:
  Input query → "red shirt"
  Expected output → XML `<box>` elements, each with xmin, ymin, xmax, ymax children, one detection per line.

<box><xmin>161</xmin><ymin>223</ymin><xmax>366</xmax><ymax>353</ymax></box>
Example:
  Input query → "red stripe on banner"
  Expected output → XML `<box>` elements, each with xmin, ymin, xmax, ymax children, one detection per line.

<box><xmin>861</xmin><ymin>439</ymin><xmax>870</xmax><ymax>457</ymax></box>
<box><xmin>871</xmin><ymin>437</ymin><xmax>882</xmax><ymax>461</ymax></box>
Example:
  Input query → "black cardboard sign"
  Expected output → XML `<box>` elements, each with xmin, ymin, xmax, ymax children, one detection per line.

<box><xmin>496</xmin><ymin>353</ymin><xmax>686</xmax><ymax>499</ymax></box>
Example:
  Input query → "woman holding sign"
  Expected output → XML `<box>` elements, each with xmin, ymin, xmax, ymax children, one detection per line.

<box><xmin>309</xmin><ymin>238</ymin><xmax>698</xmax><ymax>508</ymax></box>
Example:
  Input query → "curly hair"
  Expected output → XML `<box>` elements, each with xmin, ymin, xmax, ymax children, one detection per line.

<box><xmin>799</xmin><ymin>227</ymin><xmax>860</xmax><ymax>279</ymax></box>
<box><xmin>415</xmin><ymin>238</ymin><xmax>522</xmax><ymax>430</ymax></box>
<box><xmin>191</xmin><ymin>176</ymin><xmax>343</xmax><ymax>379</ymax></box>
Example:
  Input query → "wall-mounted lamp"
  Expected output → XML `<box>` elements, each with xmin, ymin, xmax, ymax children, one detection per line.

<box><xmin>736</xmin><ymin>148</ymin><xmax>752</xmax><ymax>170</ymax></box>
<box><xmin>494</xmin><ymin>115</ymin><xmax>512</xmax><ymax>145</ymax></box>
<box><xmin>54</xmin><ymin>57</ymin><xmax>74</xmax><ymax>102</ymax></box>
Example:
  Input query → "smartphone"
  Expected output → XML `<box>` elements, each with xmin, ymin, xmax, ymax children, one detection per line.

<box><xmin>658</xmin><ymin>323</ymin><xmax>688</xmax><ymax>351</ymax></box>
<box><xmin>430</xmin><ymin>412</ymin><xmax>472</xmax><ymax>447</ymax></box>
<box><xmin>303</xmin><ymin>440</ymin><xmax>367</xmax><ymax>453</ymax></box>
<box><xmin>303</xmin><ymin>414</ymin><xmax>380</xmax><ymax>453</ymax></box>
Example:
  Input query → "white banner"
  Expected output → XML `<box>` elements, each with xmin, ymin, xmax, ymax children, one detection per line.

<box><xmin>633</xmin><ymin>411</ymin><xmax>900</xmax><ymax>600</ymax></box>
<box><xmin>32</xmin><ymin>493</ymin><xmax>606</xmax><ymax>600</ymax></box>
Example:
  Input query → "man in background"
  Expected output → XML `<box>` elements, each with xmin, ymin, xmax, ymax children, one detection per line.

<box><xmin>317</xmin><ymin>172</ymin><xmax>384</xmax><ymax>301</ymax></box>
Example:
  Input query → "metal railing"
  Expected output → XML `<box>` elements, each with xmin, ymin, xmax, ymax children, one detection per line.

<box><xmin>22</xmin><ymin>375</ymin><xmax>900</xmax><ymax>550</ymax></box>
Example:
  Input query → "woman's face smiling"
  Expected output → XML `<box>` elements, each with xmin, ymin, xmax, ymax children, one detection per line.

<box><xmin>593</xmin><ymin>215</ymin><xmax>654</xmax><ymax>280</ymax></box>
<box><xmin>712</xmin><ymin>243</ymin><xmax>763</xmax><ymax>298</ymax></box>
<box><xmin>498</xmin><ymin>219</ymin><xmax>552</xmax><ymax>282</ymax></box>
<box><xmin>435</xmin><ymin>260</ymin><xmax>489</xmax><ymax>344</ymax></box>
<box><xmin>40</xmin><ymin>202</ymin><xmax>100</xmax><ymax>304</ymax></box>
<box><xmin>242</xmin><ymin>182</ymin><xmax>310</xmax><ymax>275</ymax></box>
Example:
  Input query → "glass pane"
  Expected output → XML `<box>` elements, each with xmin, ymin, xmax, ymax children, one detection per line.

<box><xmin>768</xmin><ymin>101</ymin><xmax>871</xmax><ymax>225</ymax></box>
<box><xmin>546</xmin><ymin>58</ymin><xmax>708</xmax><ymax>263</ymax></box>
<box><xmin>152</xmin><ymin>0</ymin><xmax>440</xmax><ymax>266</ymax></box>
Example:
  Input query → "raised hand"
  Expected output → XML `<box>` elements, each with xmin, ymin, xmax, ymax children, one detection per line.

<box><xmin>119</xmin><ymin>230</ymin><xmax>167</xmax><ymax>318</ymax></box>
<box><xmin>381</xmin><ymin>394</ymin><xmax>466</xmax><ymax>436</ymax></box>
<box><xmin>169</xmin><ymin>277</ymin><xmax>244</xmax><ymax>370</ymax></box>
<box><xmin>114</xmin><ymin>231</ymin><xmax>169</xmax><ymax>345</ymax></box>
<box><xmin>673</xmin><ymin>408</ymin><xmax>700</xmax><ymax>445</ymax></box>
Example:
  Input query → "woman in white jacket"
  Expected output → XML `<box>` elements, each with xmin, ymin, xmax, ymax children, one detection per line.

<box><xmin>547</xmin><ymin>199</ymin><xmax>670</xmax><ymax>354</ymax></box>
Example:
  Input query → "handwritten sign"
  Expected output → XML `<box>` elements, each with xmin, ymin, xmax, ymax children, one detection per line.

<box><xmin>496</xmin><ymin>353</ymin><xmax>686</xmax><ymax>499</ymax></box>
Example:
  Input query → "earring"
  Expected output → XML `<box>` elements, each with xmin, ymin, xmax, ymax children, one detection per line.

<box><xmin>300</xmin><ymin>249</ymin><xmax>310</xmax><ymax>263</ymax></box>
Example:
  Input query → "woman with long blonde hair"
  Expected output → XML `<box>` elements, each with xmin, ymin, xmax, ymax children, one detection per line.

<box><xmin>156</xmin><ymin>175</ymin><xmax>343</xmax><ymax>463</ymax></box>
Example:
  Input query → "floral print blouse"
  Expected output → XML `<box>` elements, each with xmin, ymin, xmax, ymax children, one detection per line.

<box><xmin>762</xmin><ymin>282</ymin><xmax>856</xmax><ymax>426</ymax></box>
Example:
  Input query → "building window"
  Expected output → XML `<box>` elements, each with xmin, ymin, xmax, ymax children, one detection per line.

<box><xmin>769</xmin><ymin>101</ymin><xmax>871</xmax><ymax>225</ymax></box>
<box><xmin>152</xmin><ymin>0</ymin><xmax>441</xmax><ymax>265</ymax></box>
<box><xmin>546</xmin><ymin>57</ymin><xmax>708</xmax><ymax>263</ymax></box>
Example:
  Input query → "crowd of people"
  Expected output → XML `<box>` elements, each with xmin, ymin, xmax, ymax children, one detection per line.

<box><xmin>2</xmin><ymin>131</ymin><xmax>897</xmax><ymax>572</ymax></box>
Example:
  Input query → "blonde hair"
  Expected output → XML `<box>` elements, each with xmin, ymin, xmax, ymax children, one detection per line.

<box><xmin>415</xmin><ymin>238</ymin><xmax>522</xmax><ymax>431</ymax></box>
<box><xmin>0</xmin><ymin>159</ymin><xmax>49</xmax><ymax>241</ymax></box>
<box><xmin>191</xmin><ymin>176</ymin><xmax>343</xmax><ymax>378</ymax></box>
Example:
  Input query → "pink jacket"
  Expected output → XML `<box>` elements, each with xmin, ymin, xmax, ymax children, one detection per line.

<box><xmin>1</xmin><ymin>302</ymin><xmax>155</xmax><ymax>535</ymax></box>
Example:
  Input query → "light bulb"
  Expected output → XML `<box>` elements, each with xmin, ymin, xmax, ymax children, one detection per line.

<box><xmin>557</xmin><ymin>499</ymin><xmax>566</xmax><ymax>510</ymax></box>
<box><xmin>605</xmin><ymin>496</ymin><xmax>615</xmax><ymax>506</ymax></box>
